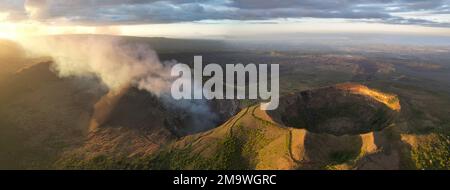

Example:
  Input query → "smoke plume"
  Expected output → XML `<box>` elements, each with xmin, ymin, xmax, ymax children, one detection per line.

<box><xmin>16</xmin><ymin>35</ymin><xmax>219</xmax><ymax>132</ymax></box>
<box><xmin>17</xmin><ymin>35</ymin><xmax>172</xmax><ymax>95</ymax></box>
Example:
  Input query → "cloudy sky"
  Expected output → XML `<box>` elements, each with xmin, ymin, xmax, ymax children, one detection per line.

<box><xmin>0</xmin><ymin>0</ymin><xmax>450</xmax><ymax>39</ymax></box>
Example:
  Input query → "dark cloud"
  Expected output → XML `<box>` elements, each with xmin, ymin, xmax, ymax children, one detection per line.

<box><xmin>0</xmin><ymin>0</ymin><xmax>449</xmax><ymax>27</ymax></box>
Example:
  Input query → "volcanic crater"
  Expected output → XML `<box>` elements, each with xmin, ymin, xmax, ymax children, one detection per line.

<box><xmin>270</xmin><ymin>84</ymin><xmax>400</xmax><ymax>136</ymax></box>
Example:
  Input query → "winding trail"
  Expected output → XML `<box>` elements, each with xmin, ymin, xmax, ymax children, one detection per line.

<box><xmin>287</xmin><ymin>130</ymin><xmax>303</xmax><ymax>164</ymax></box>
<box><xmin>229</xmin><ymin>107</ymin><xmax>249</xmax><ymax>136</ymax></box>
<box><xmin>250</xmin><ymin>105</ymin><xmax>304</xmax><ymax>164</ymax></box>
<box><xmin>250</xmin><ymin>106</ymin><xmax>277</xmax><ymax>126</ymax></box>
<box><xmin>217</xmin><ymin>105</ymin><xmax>306</xmax><ymax>165</ymax></box>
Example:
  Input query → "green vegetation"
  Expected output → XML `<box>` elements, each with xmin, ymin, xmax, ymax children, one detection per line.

<box><xmin>144</xmin><ymin>107</ymin><xmax>275</xmax><ymax>170</ymax></box>
<box><xmin>411</xmin><ymin>133</ymin><xmax>450</xmax><ymax>170</ymax></box>
<box><xmin>145</xmin><ymin>134</ymin><xmax>248</xmax><ymax>170</ymax></box>
<box><xmin>57</xmin><ymin>154</ymin><xmax>132</xmax><ymax>170</ymax></box>
<box><xmin>60</xmin><ymin>133</ymin><xmax>249</xmax><ymax>170</ymax></box>
<box><xmin>329</xmin><ymin>150</ymin><xmax>359</xmax><ymax>164</ymax></box>
<box><xmin>209</xmin><ymin>135</ymin><xmax>247</xmax><ymax>169</ymax></box>
<box><xmin>237</xmin><ymin>125</ymin><xmax>271</xmax><ymax>167</ymax></box>
<box><xmin>146</xmin><ymin>147</ymin><xmax>203</xmax><ymax>170</ymax></box>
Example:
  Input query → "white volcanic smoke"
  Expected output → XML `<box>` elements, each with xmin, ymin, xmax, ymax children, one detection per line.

<box><xmin>16</xmin><ymin>35</ymin><xmax>219</xmax><ymax>132</ymax></box>
<box><xmin>17</xmin><ymin>35</ymin><xmax>172</xmax><ymax>96</ymax></box>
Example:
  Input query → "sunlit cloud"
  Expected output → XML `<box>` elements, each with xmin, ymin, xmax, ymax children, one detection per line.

<box><xmin>1</xmin><ymin>0</ymin><xmax>450</xmax><ymax>39</ymax></box>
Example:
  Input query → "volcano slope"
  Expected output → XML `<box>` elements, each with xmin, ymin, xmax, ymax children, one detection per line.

<box><xmin>0</xmin><ymin>59</ymin><xmax>106</xmax><ymax>169</ymax></box>
<box><xmin>140</xmin><ymin>84</ymin><xmax>404</xmax><ymax>170</ymax></box>
<box><xmin>62</xmin><ymin>83</ymin><xmax>405</xmax><ymax>170</ymax></box>
<box><xmin>55</xmin><ymin>86</ymin><xmax>242</xmax><ymax>169</ymax></box>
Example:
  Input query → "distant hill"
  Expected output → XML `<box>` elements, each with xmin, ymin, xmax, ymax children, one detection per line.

<box><xmin>37</xmin><ymin>34</ymin><xmax>231</xmax><ymax>53</ymax></box>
